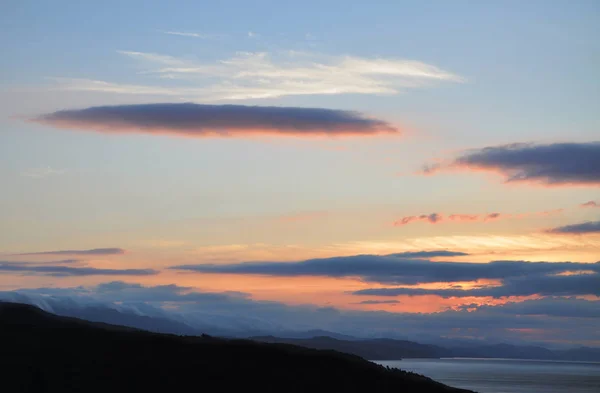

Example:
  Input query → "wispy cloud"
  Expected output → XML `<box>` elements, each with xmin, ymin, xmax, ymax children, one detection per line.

<box><xmin>16</xmin><ymin>248</ymin><xmax>126</xmax><ymax>256</ymax></box>
<box><xmin>546</xmin><ymin>220</ymin><xmax>600</xmax><ymax>235</ymax></box>
<box><xmin>32</xmin><ymin>103</ymin><xmax>397</xmax><ymax>138</ymax></box>
<box><xmin>581</xmin><ymin>201</ymin><xmax>599</xmax><ymax>208</ymax></box>
<box><xmin>163</xmin><ymin>31</ymin><xmax>223</xmax><ymax>39</ymax></box>
<box><xmin>21</xmin><ymin>166</ymin><xmax>66</xmax><ymax>178</ymax></box>
<box><xmin>49</xmin><ymin>50</ymin><xmax>464</xmax><ymax>101</ymax></box>
<box><xmin>422</xmin><ymin>142</ymin><xmax>600</xmax><ymax>187</ymax></box>
<box><xmin>393</xmin><ymin>209</ymin><xmax>562</xmax><ymax>226</ymax></box>
<box><xmin>0</xmin><ymin>261</ymin><xmax>157</xmax><ymax>277</ymax></box>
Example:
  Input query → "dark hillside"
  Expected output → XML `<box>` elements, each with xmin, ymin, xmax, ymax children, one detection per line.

<box><xmin>0</xmin><ymin>302</ymin><xmax>473</xmax><ymax>393</ymax></box>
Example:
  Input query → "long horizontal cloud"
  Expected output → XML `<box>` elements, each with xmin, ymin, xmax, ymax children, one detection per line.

<box><xmin>393</xmin><ymin>209</ymin><xmax>563</xmax><ymax>226</ymax></box>
<box><xmin>422</xmin><ymin>142</ymin><xmax>600</xmax><ymax>186</ymax></box>
<box><xmin>50</xmin><ymin>50</ymin><xmax>464</xmax><ymax>100</ymax></box>
<box><xmin>170</xmin><ymin>254</ymin><xmax>600</xmax><ymax>286</ymax></box>
<box><xmin>394</xmin><ymin>212</ymin><xmax>505</xmax><ymax>226</ymax></box>
<box><xmin>0</xmin><ymin>261</ymin><xmax>157</xmax><ymax>277</ymax></box>
<box><xmin>353</xmin><ymin>273</ymin><xmax>600</xmax><ymax>298</ymax></box>
<box><xmin>462</xmin><ymin>298</ymin><xmax>600</xmax><ymax>319</ymax></box>
<box><xmin>16</xmin><ymin>248</ymin><xmax>126</xmax><ymax>256</ymax></box>
<box><xmin>32</xmin><ymin>103</ymin><xmax>397</xmax><ymax>138</ymax></box>
<box><xmin>386</xmin><ymin>250</ymin><xmax>469</xmax><ymax>258</ymax></box>
<box><xmin>581</xmin><ymin>201</ymin><xmax>599</xmax><ymax>208</ymax></box>
<box><xmin>546</xmin><ymin>220</ymin><xmax>600</xmax><ymax>234</ymax></box>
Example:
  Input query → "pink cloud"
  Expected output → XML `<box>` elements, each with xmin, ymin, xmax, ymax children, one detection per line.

<box><xmin>394</xmin><ymin>209</ymin><xmax>563</xmax><ymax>227</ymax></box>
<box><xmin>581</xmin><ymin>201</ymin><xmax>599</xmax><ymax>208</ymax></box>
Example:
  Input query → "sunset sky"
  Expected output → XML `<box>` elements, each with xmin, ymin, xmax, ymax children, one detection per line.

<box><xmin>1</xmin><ymin>1</ymin><xmax>599</xmax><ymax>345</ymax></box>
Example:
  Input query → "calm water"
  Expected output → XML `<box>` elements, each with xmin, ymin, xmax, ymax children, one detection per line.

<box><xmin>374</xmin><ymin>358</ymin><xmax>600</xmax><ymax>393</ymax></box>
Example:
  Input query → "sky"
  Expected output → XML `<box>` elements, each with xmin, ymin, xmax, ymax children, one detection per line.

<box><xmin>1</xmin><ymin>1</ymin><xmax>599</xmax><ymax>346</ymax></box>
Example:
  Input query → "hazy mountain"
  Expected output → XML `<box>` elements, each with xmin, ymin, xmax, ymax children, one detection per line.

<box><xmin>0</xmin><ymin>302</ymin><xmax>473</xmax><ymax>393</ymax></box>
<box><xmin>3</xmin><ymin>296</ymin><xmax>599</xmax><ymax>362</ymax></box>
<box><xmin>253</xmin><ymin>336</ymin><xmax>446</xmax><ymax>360</ymax></box>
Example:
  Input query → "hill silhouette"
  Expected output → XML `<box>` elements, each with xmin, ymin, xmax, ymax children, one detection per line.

<box><xmin>0</xmin><ymin>302</ymin><xmax>473</xmax><ymax>393</ymax></box>
<box><xmin>253</xmin><ymin>335</ymin><xmax>446</xmax><ymax>359</ymax></box>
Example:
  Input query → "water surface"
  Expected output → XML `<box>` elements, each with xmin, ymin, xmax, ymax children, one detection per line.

<box><xmin>374</xmin><ymin>358</ymin><xmax>600</xmax><ymax>393</ymax></box>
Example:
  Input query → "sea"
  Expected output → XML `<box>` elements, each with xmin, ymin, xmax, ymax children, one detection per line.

<box><xmin>373</xmin><ymin>358</ymin><xmax>600</xmax><ymax>393</ymax></box>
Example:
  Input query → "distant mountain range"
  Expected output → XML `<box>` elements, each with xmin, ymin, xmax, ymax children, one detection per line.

<box><xmin>253</xmin><ymin>336</ymin><xmax>600</xmax><ymax>362</ymax></box>
<box><xmin>0</xmin><ymin>302</ymin><xmax>473</xmax><ymax>393</ymax></box>
<box><xmin>3</xmin><ymin>298</ymin><xmax>600</xmax><ymax>362</ymax></box>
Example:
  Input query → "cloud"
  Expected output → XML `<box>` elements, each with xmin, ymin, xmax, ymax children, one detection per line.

<box><xmin>354</xmin><ymin>300</ymin><xmax>401</xmax><ymax>305</ymax></box>
<box><xmin>394</xmin><ymin>213</ymin><xmax>442</xmax><ymax>226</ymax></box>
<box><xmin>32</xmin><ymin>103</ymin><xmax>397</xmax><ymax>138</ymax></box>
<box><xmin>0</xmin><ymin>259</ymin><xmax>79</xmax><ymax>265</ymax></box>
<box><xmin>21</xmin><ymin>166</ymin><xmax>65</xmax><ymax>178</ymax></box>
<box><xmin>581</xmin><ymin>201</ymin><xmax>599</xmax><ymax>208</ymax></box>
<box><xmin>2</xmin><ymin>282</ymin><xmax>600</xmax><ymax>345</ymax></box>
<box><xmin>469</xmin><ymin>298</ymin><xmax>600</xmax><ymax>319</ymax></box>
<box><xmin>354</xmin><ymin>272</ymin><xmax>600</xmax><ymax>298</ymax></box>
<box><xmin>423</xmin><ymin>142</ymin><xmax>600</xmax><ymax>186</ymax></box>
<box><xmin>393</xmin><ymin>209</ymin><xmax>561</xmax><ymax>226</ymax></box>
<box><xmin>171</xmin><ymin>254</ymin><xmax>600</xmax><ymax>286</ymax></box>
<box><xmin>386</xmin><ymin>250</ymin><xmax>469</xmax><ymax>258</ymax></box>
<box><xmin>16</xmin><ymin>248</ymin><xmax>126</xmax><ymax>256</ymax></box>
<box><xmin>49</xmin><ymin>50</ymin><xmax>464</xmax><ymax>100</ymax></box>
<box><xmin>163</xmin><ymin>31</ymin><xmax>222</xmax><ymax>39</ymax></box>
<box><xmin>0</xmin><ymin>261</ymin><xmax>157</xmax><ymax>277</ymax></box>
<box><xmin>546</xmin><ymin>220</ymin><xmax>600</xmax><ymax>234</ymax></box>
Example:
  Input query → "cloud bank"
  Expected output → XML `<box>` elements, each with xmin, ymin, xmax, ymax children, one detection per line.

<box><xmin>354</xmin><ymin>273</ymin><xmax>600</xmax><ymax>298</ymax></box>
<box><xmin>33</xmin><ymin>103</ymin><xmax>397</xmax><ymax>138</ymax></box>
<box><xmin>171</xmin><ymin>254</ymin><xmax>600</xmax><ymax>288</ymax></box>
<box><xmin>2</xmin><ymin>282</ymin><xmax>599</xmax><ymax>345</ymax></box>
<box><xmin>16</xmin><ymin>248</ymin><xmax>126</xmax><ymax>256</ymax></box>
<box><xmin>423</xmin><ymin>142</ymin><xmax>600</xmax><ymax>186</ymax></box>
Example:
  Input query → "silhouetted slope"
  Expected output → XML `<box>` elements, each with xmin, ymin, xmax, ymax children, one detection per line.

<box><xmin>253</xmin><ymin>335</ymin><xmax>445</xmax><ymax>359</ymax></box>
<box><xmin>0</xmin><ymin>302</ymin><xmax>473</xmax><ymax>393</ymax></box>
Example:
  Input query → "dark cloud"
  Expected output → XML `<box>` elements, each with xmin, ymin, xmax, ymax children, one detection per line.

<box><xmin>32</xmin><ymin>103</ymin><xmax>397</xmax><ymax>138</ymax></box>
<box><xmin>171</xmin><ymin>254</ymin><xmax>600</xmax><ymax>285</ymax></box>
<box><xmin>0</xmin><ymin>262</ymin><xmax>157</xmax><ymax>277</ymax></box>
<box><xmin>394</xmin><ymin>213</ymin><xmax>442</xmax><ymax>226</ymax></box>
<box><xmin>353</xmin><ymin>272</ymin><xmax>600</xmax><ymax>298</ymax></box>
<box><xmin>468</xmin><ymin>298</ymin><xmax>600</xmax><ymax>319</ymax></box>
<box><xmin>0</xmin><ymin>259</ymin><xmax>79</xmax><ymax>265</ymax></box>
<box><xmin>354</xmin><ymin>300</ymin><xmax>401</xmax><ymax>305</ymax></box>
<box><xmin>386</xmin><ymin>251</ymin><xmax>469</xmax><ymax>258</ymax></box>
<box><xmin>423</xmin><ymin>142</ymin><xmax>600</xmax><ymax>186</ymax></box>
<box><xmin>16</xmin><ymin>248</ymin><xmax>126</xmax><ymax>256</ymax></box>
<box><xmin>546</xmin><ymin>220</ymin><xmax>600</xmax><ymax>234</ymax></box>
